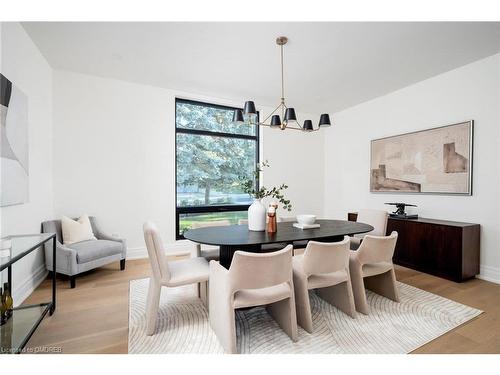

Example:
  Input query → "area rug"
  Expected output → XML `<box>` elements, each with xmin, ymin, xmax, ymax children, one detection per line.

<box><xmin>128</xmin><ymin>278</ymin><xmax>481</xmax><ymax>354</ymax></box>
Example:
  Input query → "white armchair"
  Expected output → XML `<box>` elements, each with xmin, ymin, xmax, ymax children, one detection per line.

<box><xmin>143</xmin><ymin>221</ymin><xmax>210</xmax><ymax>335</ymax></box>
<box><xmin>191</xmin><ymin>220</ymin><xmax>231</xmax><ymax>261</ymax></box>
<box><xmin>351</xmin><ymin>209</ymin><xmax>388</xmax><ymax>250</ymax></box>
<box><xmin>349</xmin><ymin>231</ymin><xmax>400</xmax><ymax>314</ymax></box>
<box><xmin>292</xmin><ymin>237</ymin><xmax>356</xmax><ymax>333</ymax></box>
<box><xmin>209</xmin><ymin>245</ymin><xmax>297</xmax><ymax>353</ymax></box>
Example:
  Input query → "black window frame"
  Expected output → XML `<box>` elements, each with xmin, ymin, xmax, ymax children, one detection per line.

<box><xmin>175</xmin><ymin>98</ymin><xmax>260</xmax><ymax>240</ymax></box>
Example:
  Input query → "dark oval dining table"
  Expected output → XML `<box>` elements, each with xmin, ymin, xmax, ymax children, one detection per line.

<box><xmin>184</xmin><ymin>219</ymin><xmax>374</xmax><ymax>268</ymax></box>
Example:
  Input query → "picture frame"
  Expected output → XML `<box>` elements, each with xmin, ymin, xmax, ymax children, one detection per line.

<box><xmin>370</xmin><ymin>120</ymin><xmax>473</xmax><ymax>195</ymax></box>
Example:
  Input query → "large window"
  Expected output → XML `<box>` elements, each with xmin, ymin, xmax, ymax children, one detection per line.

<box><xmin>175</xmin><ymin>98</ymin><xmax>259</xmax><ymax>239</ymax></box>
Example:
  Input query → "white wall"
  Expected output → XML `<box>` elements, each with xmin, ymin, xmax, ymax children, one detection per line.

<box><xmin>324</xmin><ymin>53</ymin><xmax>500</xmax><ymax>283</ymax></box>
<box><xmin>52</xmin><ymin>70</ymin><xmax>325</xmax><ymax>257</ymax></box>
<box><xmin>0</xmin><ymin>22</ymin><xmax>54</xmax><ymax>303</ymax></box>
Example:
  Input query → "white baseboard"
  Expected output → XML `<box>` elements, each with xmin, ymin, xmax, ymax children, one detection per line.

<box><xmin>477</xmin><ymin>264</ymin><xmax>500</xmax><ymax>284</ymax></box>
<box><xmin>126</xmin><ymin>246</ymin><xmax>149</xmax><ymax>260</ymax></box>
<box><xmin>12</xmin><ymin>263</ymin><xmax>48</xmax><ymax>307</ymax></box>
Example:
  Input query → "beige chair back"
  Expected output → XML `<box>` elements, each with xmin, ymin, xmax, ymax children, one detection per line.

<box><xmin>143</xmin><ymin>222</ymin><xmax>170</xmax><ymax>282</ymax></box>
<box><xmin>302</xmin><ymin>237</ymin><xmax>350</xmax><ymax>276</ymax></box>
<box><xmin>191</xmin><ymin>220</ymin><xmax>231</xmax><ymax>229</ymax></box>
<box><xmin>229</xmin><ymin>245</ymin><xmax>293</xmax><ymax>291</ymax></box>
<box><xmin>278</xmin><ymin>216</ymin><xmax>296</xmax><ymax>223</ymax></box>
<box><xmin>356</xmin><ymin>209</ymin><xmax>388</xmax><ymax>236</ymax></box>
<box><xmin>356</xmin><ymin>231</ymin><xmax>398</xmax><ymax>264</ymax></box>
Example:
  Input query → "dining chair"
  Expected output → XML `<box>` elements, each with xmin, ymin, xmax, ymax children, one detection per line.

<box><xmin>292</xmin><ymin>237</ymin><xmax>355</xmax><ymax>333</ymax></box>
<box><xmin>191</xmin><ymin>220</ymin><xmax>231</xmax><ymax>261</ymax></box>
<box><xmin>351</xmin><ymin>209</ymin><xmax>388</xmax><ymax>250</ymax></box>
<box><xmin>143</xmin><ymin>222</ymin><xmax>210</xmax><ymax>335</ymax></box>
<box><xmin>209</xmin><ymin>245</ymin><xmax>298</xmax><ymax>353</ymax></box>
<box><xmin>278</xmin><ymin>215</ymin><xmax>310</xmax><ymax>253</ymax></box>
<box><xmin>239</xmin><ymin>218</ymin><xmax>290</xmax><ymax>252</ymax></box>
<box><xmin>349</xmin><ymin>231</ymin><xmax>399</xmax><ymax>314</ymax></box>
<box><xmin>278</xmin><ymin>216</ymin><xmax>296</xmax><ymax>222</ymax></box>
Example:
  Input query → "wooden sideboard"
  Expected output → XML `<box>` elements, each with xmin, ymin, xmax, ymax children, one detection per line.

<box><xmin>347</xmin><ymin>213</ymin><xmax>480</xmax><ymax>282</ymax></box>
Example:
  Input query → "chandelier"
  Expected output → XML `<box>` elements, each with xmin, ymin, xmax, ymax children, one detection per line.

<box><xmin>233</xmin><ymin>36</ymin><xmax>331</xmax><ymax>132</ymax></box>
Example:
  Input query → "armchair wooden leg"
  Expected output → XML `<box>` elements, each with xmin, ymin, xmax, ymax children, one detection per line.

<box><xmin>120</xmin><ymin>259</ymin><xmax>126</xmax><ymax>271</ymax></box>
<box><xmin>70</xmin><ymin>276</ymin><xmax>76</xmax><ymax>289</ymax></box>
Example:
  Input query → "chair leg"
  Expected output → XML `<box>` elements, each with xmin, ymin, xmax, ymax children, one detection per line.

<box><xmin>70</xmin><ymin>276</ymin><xmax>76</xmax><ymax>289</ymax></box>
<box><xmin>145</xmin><ymin>278</ymin><xmax>162</xmax><ymax>336</ymax></box>
<box><xmin>267</xmin><ymin>294</ymin><xmax>298</xmax><ymax>342</ymax></box>
<box><xmin>349</xmin><ymin>262</ymin><xmax>369</xmax><ymax>315</ymax></box>
<box><xmin>293</xmin><ymin>273</ymin><xmax>314</xmax><ymax>333</ymax></box>
<box><xmin>209</xmin><ymin>280</ymin><xmax>237</xmax><ymax>353</ymax></box>
<box><xmin>317</xmin><ymin>278</ymin><xmax>356</xmax><ymax>318</ymax></box>
<box><xmin>120</xmin><ymin>259</ymin><xmax>126</xmax><ymax>271</ymax></box>
<box><xmin>364</xmin><ymin>269</ymin><xmax>400</xmax><ymax>303</ymax></box>
<box><xmin>199</xmin><ymin>280</ymin><xmax>209</xmax><ymax>308</ymax></box>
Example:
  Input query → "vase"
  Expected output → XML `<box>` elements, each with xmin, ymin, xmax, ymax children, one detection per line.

<box><xmin>248</xmin><ymin>199</ymin><xmax>266</xmax><ymax>231</ymax></box>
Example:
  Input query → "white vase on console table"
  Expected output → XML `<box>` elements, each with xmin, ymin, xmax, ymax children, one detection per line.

<box><xmin>248</xmin><ymin>199</ymin><xmax>266</xmax><ymax>231</ymax></box>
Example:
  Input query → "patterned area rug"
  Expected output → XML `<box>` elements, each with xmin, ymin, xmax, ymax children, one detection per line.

<box><xmin>128</xmin><ymin>278</ymin><xmax>481</xmax><ymax>354</ymax></box>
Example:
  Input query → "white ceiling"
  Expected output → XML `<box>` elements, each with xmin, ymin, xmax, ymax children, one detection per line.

<box><xmin>22</xmin><ymin>22</ymin><xmax>500</xmax><ymax>114</ymax></box>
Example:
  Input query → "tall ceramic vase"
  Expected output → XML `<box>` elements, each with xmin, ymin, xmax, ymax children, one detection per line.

<box><xmin>248</xmin><ymin>198</ymin><xmax>266</xmax><ymax>231</ymax></box>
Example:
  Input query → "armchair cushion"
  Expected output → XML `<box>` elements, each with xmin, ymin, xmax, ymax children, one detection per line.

<box><xmin>61</xmin><ymin>215</ymin><xmax>96</xmax><ymax>244</ymax></box>
<box><xmin>69</xmin><ymin>239</ymin><xmax>123</xmax><ymax>264</ymax></box>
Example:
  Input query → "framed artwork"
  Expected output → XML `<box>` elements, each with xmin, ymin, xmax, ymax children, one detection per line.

<box><xmin>1</xmin><ymin>73</ymin><xmax>29</xmax><ymax>206</ymax></box>
<box><xmin>370</xmin><ymin>121</ymin><xmax>473</xmax><ymax>195</ymax></box>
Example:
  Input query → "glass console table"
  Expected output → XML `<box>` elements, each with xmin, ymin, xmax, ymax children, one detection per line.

<box><xmin>0</xmin><ymin>233</ymin><xmax>56</xmax><ymax>354</ymax></box>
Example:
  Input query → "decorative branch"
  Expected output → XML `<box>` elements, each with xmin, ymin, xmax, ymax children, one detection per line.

<box><xmin>240</xmin><ymin>160</ymin><xmax>292</xmax><ymax>211</ymax></box>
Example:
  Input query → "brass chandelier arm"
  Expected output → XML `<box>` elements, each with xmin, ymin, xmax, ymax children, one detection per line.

<box><xmin>262</xmin><ymin>102</ymin><xmax>285</xmax><ymax>124</ymax></box>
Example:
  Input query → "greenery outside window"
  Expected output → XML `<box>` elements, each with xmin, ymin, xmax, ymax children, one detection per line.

<box><xmin>175</xmin><ymin>98</ymin><xmax>259</xmax><ymax>239</ymax></box>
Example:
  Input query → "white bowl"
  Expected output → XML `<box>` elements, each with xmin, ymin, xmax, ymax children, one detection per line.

<box><xmin>296</xmin><ymin>215</ymin><xmax>316</xmax><ymax>225</ymax></box>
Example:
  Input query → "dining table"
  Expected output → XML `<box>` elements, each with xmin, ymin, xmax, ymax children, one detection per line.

<box><xmin>183</xmin><ymin>219</ymin><xmax>374</xmax><ymax>268</ymax></box>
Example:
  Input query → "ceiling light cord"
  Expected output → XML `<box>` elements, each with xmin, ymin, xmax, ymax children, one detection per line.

<box><xmin>281</xmin><ymin>43</ymin><xmax>285</xmax><ymax>103</ymax></box>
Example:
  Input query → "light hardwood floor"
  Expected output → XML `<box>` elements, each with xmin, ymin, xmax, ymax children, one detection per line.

<box><xmin>23</xmin><ymin>258</ymin><xmax>500</xmax><ymax>354</ymax></box>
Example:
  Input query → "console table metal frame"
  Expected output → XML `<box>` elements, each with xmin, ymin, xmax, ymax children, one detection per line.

<box><xmin>0</xmin><ymin>233</ymin><xmax>56</xmax><ymax>354</ymax></box>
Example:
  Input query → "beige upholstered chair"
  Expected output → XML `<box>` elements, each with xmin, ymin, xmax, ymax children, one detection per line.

<box><xmin>191</xmin><ymin>220</ymin><xmax>231</xmax><ymax>261</ymax></box>
<box><xmin>209</xmin><ymin>245</ymin><xmax>298</xmax><ymax>353</ymax></box>
<box><xmin>278</xmin><ymin>216</ymin><xmax>310</xmax><ymax>252</ymax></box>
<box><xmin>278</xmin><ymin>216</ymin><xmax>296</xmax><ymax>222</ymax></box>
<box><xmin>238</xmin><ymin>218</ymin><xmax>289</xmax><ymax>252</ymax></box>
<box><xmin>349</xmin><ymin>231</ymin><xmax>399</xmax><ymax>314</ymax></box>
<box><xmin>293</xmin><ymin>237</ymin><xmax>355</xmax><ymax>332</ymax></box>
<box><xmin>143</xmin><ymin>222</ymin><xmax>209</xmax><ymax>335</ymax></box>
<box><xmin>351</xmin><ymin>209</ymin><xmax>388</xmax><ymax>250</ymax></box>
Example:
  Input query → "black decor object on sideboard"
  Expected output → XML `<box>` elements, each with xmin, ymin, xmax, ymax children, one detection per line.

<box><xmin>385</xmin><ymin>202</ymin><xmax>418</xmax><ymax>219</ymax></box>
<box><xmin>348</xmin><ymin>213</ymin><xmax>480</xmax><ymax>282</ymax></box>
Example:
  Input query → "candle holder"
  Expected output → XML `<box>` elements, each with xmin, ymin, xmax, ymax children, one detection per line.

<box><xmin>267</xmin><ymin>203</ymin><xmax>278</xmax><ymax>233</ymax></box>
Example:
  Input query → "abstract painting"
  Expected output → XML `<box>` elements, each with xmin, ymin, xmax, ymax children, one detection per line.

<box><xmin>1</xmin><ymin>73</ymin><xmax>29</xmax><ymax>206</ymax></box>
<box><xmin>370</xmin><ymin>121</ymin><xmax>473</xmax><ymax>195</ymax></box>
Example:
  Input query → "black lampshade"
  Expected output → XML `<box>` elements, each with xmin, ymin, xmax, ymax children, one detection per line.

<box><xmin>318</xmin><ymin>113</ymin><xmax>331</xmax><ymax>127</ymax></box>
<box><xmin>284</xmin><ymin>107</ymin><xmax>297</xmax><ymax>122</ymax></box>
<box><xmin>303</xmin><ymin>120</ymin><xmax>314</xmax><ymax>131</ymax></box>
<box><xmin>270</xmin><ymin>115</ymin><xmax>281</xmax><ymax>127</ymax></box>
<box><xmin>232</xmin><ymin>109</ymin><xmax>244</xmax><ymax>123</ymax></box>
<box><xmin>243</xmin><ymin>101</ymin><xmax>257</xmax><ymax>115</ymax></box>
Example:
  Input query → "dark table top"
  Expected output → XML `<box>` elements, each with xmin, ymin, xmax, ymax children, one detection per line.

<box><xmin>183</xmin><ymin>219</ymin><xmax>374</xmax><ymax>247</ymax></box>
